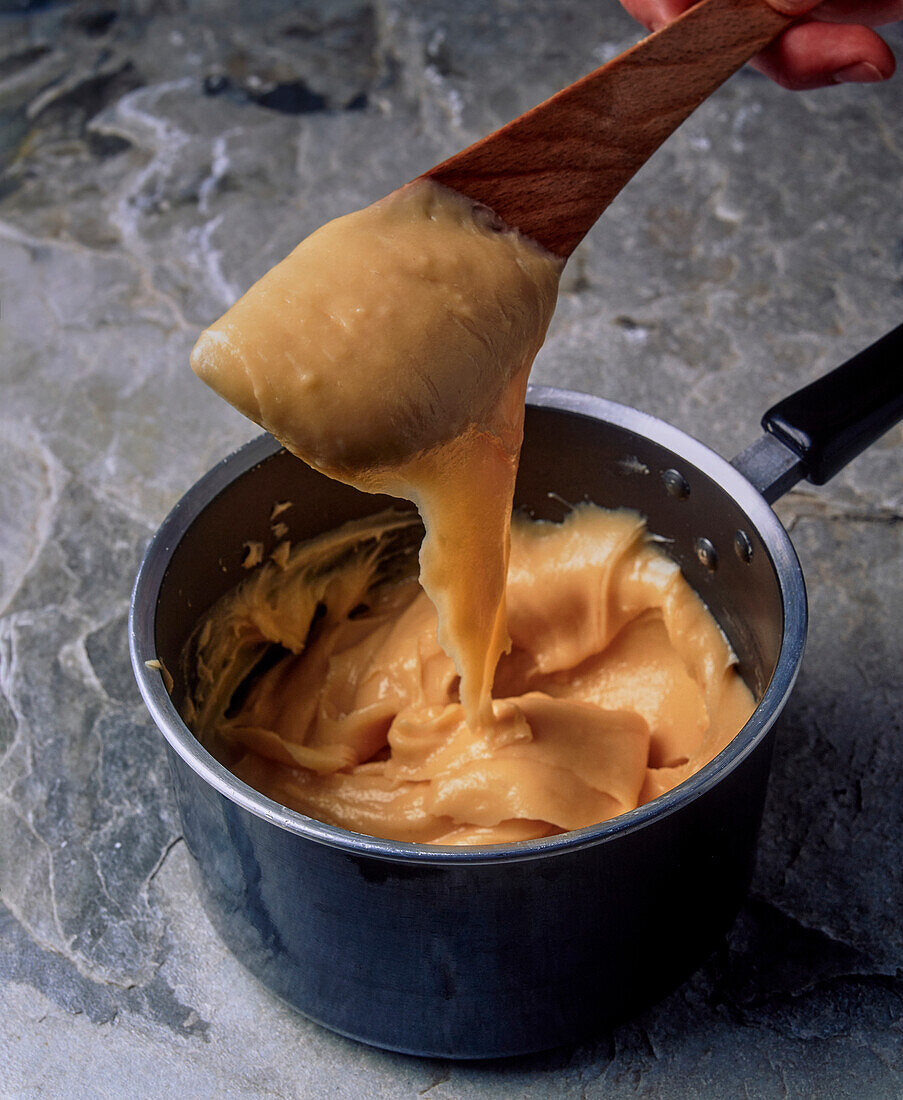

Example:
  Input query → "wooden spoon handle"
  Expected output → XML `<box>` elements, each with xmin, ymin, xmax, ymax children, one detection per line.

<box><xmin>423</xmin><ymin>0</ymin><xmax>793</xmax><ymax>258</ymax></box>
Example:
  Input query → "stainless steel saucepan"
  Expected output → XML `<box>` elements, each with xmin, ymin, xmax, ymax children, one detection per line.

<box><xmin>130</xmin><ymin>324</ymin><xmax>902</xmax><ymax>1059</ymax></box>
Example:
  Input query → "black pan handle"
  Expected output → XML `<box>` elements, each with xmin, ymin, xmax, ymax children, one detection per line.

<box><xmin>762</xmin><ymin>322</ymin><xmax>903</xmax><ymax>485</ymax></box>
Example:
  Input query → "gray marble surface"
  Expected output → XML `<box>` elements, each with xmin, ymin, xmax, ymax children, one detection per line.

<box><xmin>1</xmin><ymin>1</ymin><xmax>901</xmax><ymax>1096</ymax></box>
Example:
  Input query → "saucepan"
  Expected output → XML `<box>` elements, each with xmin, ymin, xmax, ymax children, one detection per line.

<box><xmin>130</xmin><ymin>324</ymin><xmax>902</xmax><ymax>1059</ymax></box>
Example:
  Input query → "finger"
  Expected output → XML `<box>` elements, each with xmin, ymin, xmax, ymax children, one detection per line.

<box><xmin>752</xmin><ymin>19</ymin><xmax>896</xmax><ymax>88</ymax></box>
<box><xmin>622</xmin><ymin>0</ymin><xmax>903</xmax><ymax>27</ymax></box>
<box><xmin>807</xmin><ymin>0</ymin><xmax>903</xmax><ymax>26</ymax></box>
<box><xmin>765</xmin><ymin>0</ymin><xmax>827</xmax><ymax>14</ymax></box>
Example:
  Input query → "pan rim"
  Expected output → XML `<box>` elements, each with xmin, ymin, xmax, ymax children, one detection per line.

<box><xmin>129</xmin><ymin>387</ymin><xmax>807</xmax><ymax>866</ymax></box>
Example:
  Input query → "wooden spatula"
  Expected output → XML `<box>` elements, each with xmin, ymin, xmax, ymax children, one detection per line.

<box><xmin>423</xmin><ymin>0</ymin><xmax>793</xmax><ymax>258</ymax></box>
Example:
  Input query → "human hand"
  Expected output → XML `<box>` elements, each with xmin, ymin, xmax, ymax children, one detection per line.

<box><xmin>620</xmin><ymin>0</ymin><xmax>901</xmax><ymax>88</ymax></box>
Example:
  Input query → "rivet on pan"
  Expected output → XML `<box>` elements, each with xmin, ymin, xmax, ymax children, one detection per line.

<box><xmin>662</xmin><ymin>468</ymin><xmax>690</xmax><ymax>499</ymax></box>
<box><xmin>695</xmin><ymin>537</ymin><xmax>718</xmax><ymax>571</ymax></box>
<box><xmin>734</xmin><ymin>529</ymin><xmax>754</xmax><ymax>564</ymax></box>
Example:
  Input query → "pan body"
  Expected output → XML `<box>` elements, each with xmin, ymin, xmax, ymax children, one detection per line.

<box><xmin>130</xmin><ymin>389</ymin><xmax>806</xmax><ymax>1058</ymax></box>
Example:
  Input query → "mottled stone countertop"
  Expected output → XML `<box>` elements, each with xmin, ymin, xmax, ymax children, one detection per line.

<box><xmin>1</xmin><ymin>1</ymin><xmax>901</xmax><ymax>1096</ymax></box>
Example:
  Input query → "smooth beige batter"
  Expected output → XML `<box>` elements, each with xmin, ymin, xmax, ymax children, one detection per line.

<box><xmin>183</xmin><ymin>505</ymin><xmax>755</xmax><ymax>844</ymax></box>
<box><xmin>191</xmin><ymin>179</ymin><xmax>561</xmax><ymax>724</ymax></box>
<box><xmin>188</xmin><ymin>177</ymin><xmax>755</xmax><ymax>845</ymax></box>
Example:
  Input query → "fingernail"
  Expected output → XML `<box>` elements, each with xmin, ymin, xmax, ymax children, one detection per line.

<box><xmin>833</xmin><ymin>62</ymin><xmax>885</xmax><ymax>84</ymax></box>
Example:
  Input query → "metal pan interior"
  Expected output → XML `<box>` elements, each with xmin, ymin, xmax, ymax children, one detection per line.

<box><xmin>130</xmin><ymin>388</ymin><xmax>807</xmax><ymax>863</ymax></box>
